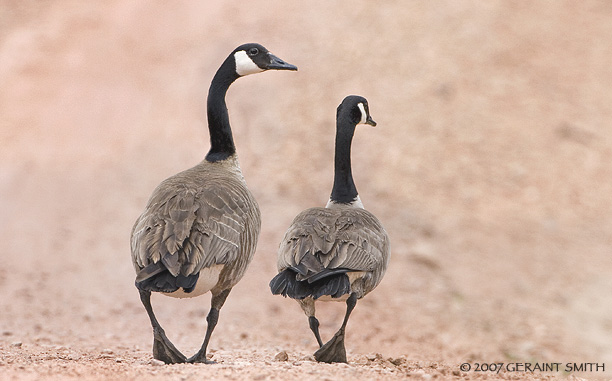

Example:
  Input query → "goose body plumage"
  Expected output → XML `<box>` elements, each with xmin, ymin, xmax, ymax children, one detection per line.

<box><xmin>275</xmin><ymin>205</ymin><xmax>389</xmax><ymax>300</ymax></box>
<box><xmin>131</xmin><ymin>156</ymin><xmax>260</xmax><ymax>298</ymax></box>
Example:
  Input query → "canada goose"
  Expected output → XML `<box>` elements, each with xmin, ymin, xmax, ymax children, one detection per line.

<box><xmin>270</xmin><ymin>95</ymin><xmax>390</xmax><ymax>363</ymax></box>
<box><xmin>131</xmin><ymin>43</ymin><xmax>297</xmax><ymax>364</ymax></box>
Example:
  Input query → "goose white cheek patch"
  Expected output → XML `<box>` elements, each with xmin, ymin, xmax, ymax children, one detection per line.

<box><xmin>357</xmin><ymin>102</ymin><xmax>367</xmax><ymax>124</ymax></box>
<box><xmin>234</xmin><ymin>50</ymin><xmax>264</xmax><ymax>76</ymax></box>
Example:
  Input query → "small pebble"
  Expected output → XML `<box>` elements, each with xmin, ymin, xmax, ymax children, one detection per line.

<box><xmin>150</xmin><ymin>359</ymin><xmax>165</xmax><ymax>366</ymax></box>
<box><xmin>389</xmin><ymin>357</ymin><xmax>405</xmax><ymax>366</ymax></box>
<box><xmin>274</xmin><ymin>351</ymin><xmax>289</xmax><ymax>361</ymax></box>
<box><xmin>11</xmin><ymin>342</ymin><xmax>22</xmax><ymax>348</ymax></box>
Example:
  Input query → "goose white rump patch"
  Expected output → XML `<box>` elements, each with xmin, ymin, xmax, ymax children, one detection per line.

<box><xmin>163</xmin><ymin>264</ymin><xmax>224</xmax><ymax>299</ymax></box>
<box><xmin>234</xmin><ymin>50</ymin><xmax>264</xmax><ymax>76</ymax></box>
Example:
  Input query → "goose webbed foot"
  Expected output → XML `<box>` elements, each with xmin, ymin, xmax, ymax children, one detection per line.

<box><xmin>186</xmin><ymin>353</ymin><xmax>216</xmax><ymax>364</ymax></box>
<box><xmin>314</xmin><ymin>328</ymin><xmax>347</xmax><ymax>363</ymax></box>
<box><xmin>152</xmin><ymin>327</ymin><xmax>187</xmax><ymax>364</ymax></box>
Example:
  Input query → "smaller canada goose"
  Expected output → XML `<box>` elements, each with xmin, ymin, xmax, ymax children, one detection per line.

<box><xmin>270</xmin><ymin>95</ymin><xmax>390</xmax><ymax>363</ymax></box>
<box><xmin>132</xmin><ymin>43</ymin><xmax>296</xmax><ymax>364</ymax></box>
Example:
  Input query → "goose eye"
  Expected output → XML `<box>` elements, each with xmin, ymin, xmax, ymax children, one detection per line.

<box><xmin>248</xmin><ymin>48</ymin><xmax>259</xmax><ymax>56</ymax></box>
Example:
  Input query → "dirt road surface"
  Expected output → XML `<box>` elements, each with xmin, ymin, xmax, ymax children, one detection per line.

<box><xmin>1</xmin><ymin>1</ymin><xmax>611</xmax><ymax>380</ymax></box>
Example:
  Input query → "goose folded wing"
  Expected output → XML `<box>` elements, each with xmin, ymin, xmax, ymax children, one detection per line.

<box><xmin>277</xmin><ymin>208</ymin><xmax>387</xmax><ymax>279</ymax></box>
<box><xmin>132</xmin><ymin>187</ymin><xmax>245</xmax><ymax>279</ymax></box>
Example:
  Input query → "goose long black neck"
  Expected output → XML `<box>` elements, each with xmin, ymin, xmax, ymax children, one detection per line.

<box><xmin>330</xmin><ymin>114</ymin><xmax>358</xmax><ymax>204</ymax></box>
<box><xmin>205</xmin><ymin>57</ymin><xmax>240</xmax><ymax>162</ymax></box>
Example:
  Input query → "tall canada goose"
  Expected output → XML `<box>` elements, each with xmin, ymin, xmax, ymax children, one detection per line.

<box><xmin>270</xmin><ymin>95</ymin><xmax>390</xmax><ymax>363</ymax></box>
<box><xmin>131</xmin><ymin>43</ymin><xmax>297</xmax><ymax>364</ymax></box>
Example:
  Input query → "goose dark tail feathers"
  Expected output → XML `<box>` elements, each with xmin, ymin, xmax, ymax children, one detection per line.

<box><xmin>135</xmin><ymin>262</ymin><xmax>200</xmax><ymax>294</ymax></box>
<box><xmin>269</xmin><ymin>269</ymin><xmax>351</xmax><ymax>299</ymax></box>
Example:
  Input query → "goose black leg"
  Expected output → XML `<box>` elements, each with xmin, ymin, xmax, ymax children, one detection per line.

<box><xmin>309</xmin><ymin>316</ymin><xmax>324</xmax><ymax>347</ymax></box>
<box><xmin>187</xmin><ymin>288</ymin><xmax>231</xmax><ymax>364</ymax></box>
<box><xmin>298</xmin><ymin>298</ymin><xmax>323</xmax><ymax>347</ymax></box>
<box><xmin>314</xmin><ymin>293</ymin><xmax>357</xmax><ymax>363</ymax></box>
<box><xmin>139</xmin><ymin>289</ymin><xmax>187</xmax><ymax>364</ymax></box>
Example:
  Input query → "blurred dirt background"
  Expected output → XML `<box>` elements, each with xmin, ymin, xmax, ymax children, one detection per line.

<box><xmin>1</xmin><ymin>1</ymin><xmax>611</xmax><ymax>380</ymax></box>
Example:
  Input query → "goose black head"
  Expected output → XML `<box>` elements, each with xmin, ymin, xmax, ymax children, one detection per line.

<box><xmin>232</xmin><ymin>43</ymin><xmax>298</xmax><ymax>77</ymax></box>
<box><xmin>338</xmin><ymin>95</ymin><xmax>377</xmax><ymax>127</ymax></box>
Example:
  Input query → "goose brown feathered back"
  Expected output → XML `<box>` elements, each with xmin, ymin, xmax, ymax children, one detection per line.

<box><xmin>131</xmin><ymin>43</ymin><xmax>296</xmax><ymax>365</ymax></box>
<box><xmin>270</xmin><ymin>95</ymin><xmax>390</xmax><ymax>363</ymax></box>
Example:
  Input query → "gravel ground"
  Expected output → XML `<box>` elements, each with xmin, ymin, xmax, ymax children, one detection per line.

<box><xmin>1</xmin><ymin>1</ymin><xmax>611</xmax><ymax>380</ymax></box>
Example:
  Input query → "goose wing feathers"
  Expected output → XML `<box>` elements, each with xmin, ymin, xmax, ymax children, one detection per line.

<box><xmin>278</xmin><ymin>207</ymin><xmax>389</xmax><ymax>279</ymax></box>
<box><xmin>131</xmin><ymin>169</ymin><xmax>260</xmax><ymax>279</ymax></box>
